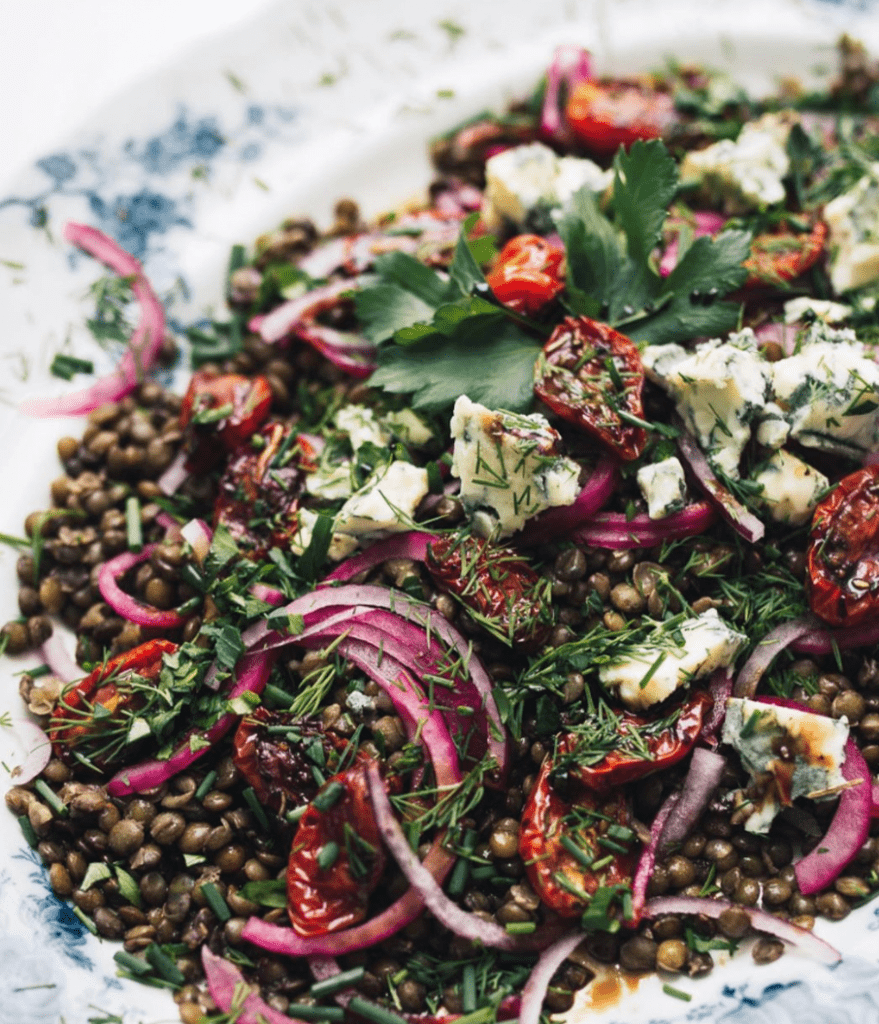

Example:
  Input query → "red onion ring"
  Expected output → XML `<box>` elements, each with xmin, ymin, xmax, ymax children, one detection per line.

<box><xmin>519</xmin><ymin>931</ymin><xmax>587</xmax><ymax>1024</ymax></box>
<box><xmin>657</xmin><ymin>747</ymin><xmax>727</xmax><ymax>855</ymax></box>
<box><xmin>202</xmin><ymin>947</ymin><xmax>310</xmax><ymax>1024</ymax></box>
<box><xmin>733</xmin><ymin>616</ymin><xmax>822</xmax><ymax>697</ymax></box>
<box><xmin>569</xmin><ymin>501</ymin><xmax>716</xmax><ymax>549</ymax></box>
<box><xmin>97</xmin><ymin>545</ymin><xmax>188</xmax><ymax>629</ymax></box>
<box><xmin>643</xmin><ymin>895</ymin><xmax>840</xmax><ymax>963</ymax></box>
<box><xmin>13</xmin><ymin>719</ymin><xmax>53</xmax><ymax>784</ymax></box>
<box><xmin>700</xmin><ymin>668</ymin><xmax>733</xmax><ymax>746</ymax></box>
<box><xmin>322</xmin><ymin>531</ymin><xmax>437</xmax><ymax>585</ymax></box>
<box><xmin>631</xmin><ymin>789</ymin><xmax>679</xmax><ymax>924</ymax></box>
<box><xmin>790</xmin><ymin>617</ymin><xmax>879</xmax><ymax>655</ymax></box>
<box><xmin>37</xmin><ymin>632</ymin><xmax>81</xmax><ymax>684</ymax></box>
<box><xmin>515</xmin><ymin>456</ymin><xmax>617</xmax><ymax>545</ymax></box>
<box><xmin>157</xmin><ymin>450</ymin><xmax>189</xmax><ymax>496</ymax></box>
<box><xmin>540</xmin><ymin>45</ymin><xmax>592</xmax><ymax>141</ymax></box>
<box><xmin>20</xmin><ymin>222</ymin><xmax>166</xmax><ymax>417</ymax></box>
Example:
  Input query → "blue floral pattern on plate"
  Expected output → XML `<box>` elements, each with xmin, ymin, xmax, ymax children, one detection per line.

<box><xmin>1</xmin><ymin>2</ymin><xmax>879</xmax><ymax>1022</ymax></box>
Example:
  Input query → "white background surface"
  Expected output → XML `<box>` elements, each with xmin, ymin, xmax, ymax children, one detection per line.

<box><xmin>0</xmin><ymin>0</ymin><xmax>278</xmax><ymax>187</ymax></box>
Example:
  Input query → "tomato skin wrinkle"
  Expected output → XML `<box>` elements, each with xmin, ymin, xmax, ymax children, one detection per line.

<box><xmin>179</xmin><ymin>371</ymin><xmax>273</xmax><ymax>472</ymax></box>
<box><xmin>743</xmin><ymin>220</ymin><xmax>828</xmax><ymax>288</ymax></box>
<box><xmin>534</xmin><ymin>316</ymin><xmax>648</xmax><ymax>461</ymax></box>
<box><xmin>519</xmin><ymin>752</ymin><xmax>638</xmax><ymax>918</ymax></box>
<box><xmin>807</xmin><ymin>465</ymin><xmax>879</xmax><ymax>628</ymax></box>
<box><xmin>565</xmin><ymin>80</ymin><xmax>676</xmax><ymax>155</ymax></box>
<box><xmin>485</xmin><ymin>234</ymin><xmax>565</xmax><ymax>315</ymax></box>
<box><xmin>286</xmin><ymin>758</ymin><xmax>388</xmax><ymax>937</ymax></box>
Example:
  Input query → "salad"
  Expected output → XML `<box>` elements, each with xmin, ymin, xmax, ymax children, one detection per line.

<box><xmin>5</xmin><ymin>33</ymin><xmax>879</xmax><ymax>1024</ymax></box>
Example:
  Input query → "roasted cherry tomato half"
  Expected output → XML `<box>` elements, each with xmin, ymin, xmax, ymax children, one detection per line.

<box><xmin>485</xmin><ymin>234</ymin><xmax>565</xmax><ymax>315</ymax></box>
<box><xmin>49</xmin><ymin>639</ymin><xmax>177</xmax><ymax>764</ymax></box>
<box><xmin>565</xmin><ymin>80</ymin><xmax>676</xmax><ymax>155</ymax></box>
<box><xmin>286</xmin><ymin>758</ymin><xmax>387</xmax><ymax>937</ymax></box>
<box><xmin>214</xmin><ymin>423</ymin><xmax>316</xmax><ymax>559</ymax></box>
<box><xmin>534</xmin><ymin>316</ymin><xmax>648</xmax><ymax>461</ymax></box>
<box><xmin>807</xmin><ymin>465</ymin><xmax>879</xmax><ymax>628</ymax></box>
<box><xmin>744</xmin><ymin>220</ymin><xmax>828</xmax><ymax>288</ymax></box>
<box><xmin>426</xmin><ymin>534</ymin><xmax>553</xmax><ymax>651</ymax></box>
<box><xmin>233</xmin><ymin>708</ymin><xmax>352</xmax><ymax>813</ymax></box>
<box><xmin>559</xmin><ymin>691</ymin><xmax>712</xmax><ymax>794</ymax></box>
<box><xmin>179</xmin><ymin>371</ymin><xmax>273</xmax><ymax>470</ymax></box>
<box><xmin>519</xmin><ymin>751</ymin><xmax>638</xmax><ymax>919</ymax></box>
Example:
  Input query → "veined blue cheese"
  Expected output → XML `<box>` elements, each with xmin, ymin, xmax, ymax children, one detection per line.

<box><xmin>305</xmin><ymin>462</ymin><xmax>355</xmax><ymax>501</ymax></box>
<box><xmin>334</xmin><ymin>405</ymin><xmax>390</xmax><ymax>453</ymax></box>
<box><xmin>450</xmin><ymin>395</ymin><xmax>580</xmax><ymax>538</ymax></box>
<box><xmin>663</xmin><ymin>329</ymin><xmax>770</xmax><ymax>478</ymax></box>
<box><xmin>481</xmin><ymin>142</ymin><xmax>612</xmax><ymax>233</ymax></box>
<box><xmin>335</xmin><ymin>461</ymin><xmax>429</xmax><ymax>537</ymax></box>
<box><xmin>383</xmin><ymin>407</ymin><xmax>433</xmax><ymax>447</ymax></box>
<box><xmin>823</xmin><ymin>166</ymin><xmax>879</xmax><ymax>292</ymax></box>
<box><xmin>290</xmin><ymin>508</ymin><xmax>357</xmax><ymax>562</ymax></box>
<box><xmin>599</xmin><ymin>609</ymin><xmax>747</xmax><ymax>711</ymax></box>
<box><xmin>636</xmin><ymin>456</ymin><xmax>687</xmax><ymax>520</ymax></box>
<box><xmin>722</xmin><ymin>697</ymin><xmax>849</xmax><ymax>834</ymax></box>
<box><xmin>679</xmin><ymin>112</ymin><xmax>794</xmax><ymax>213</ymax></box>
<box><xmin>752</xmin><ymin>449</ymin><xmax>829</xmax><ymax>526</ymax></box>
<box><xmin>783</xmin><ymin>296</ymin><xmax>852</xmax><ymax>325</ymax></box>
<box><xmin>770</xmin><ymin>322</ymin><xmax>879</xmax><ymax>457</ymax></box>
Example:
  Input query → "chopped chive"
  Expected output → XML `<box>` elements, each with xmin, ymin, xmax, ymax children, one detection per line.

<box><xmin>126</xmin><ymin>496</ymin><xmax>143</xmax><ymax>553</ymax></box>
<box><xmin>287</xmin><ymin>805</ymin><xmax>308</xmax><ymax>824</ymax></box>
<box><xmin>309</xmin><ymin>967</ymin><xmax>366</xmax><ymax>999</ymax></box>
<box><xmin>113</xmin><ymin>950</ymin><xmax>152</xmax><ymax>976</ymax></box>
<box><xmin>263</xmin><ymin>683</ymin><xmax>294</xmax><ymax>709</ymax></box>
<box><xmin>317</xmin><ymin>841</ymin><xmax>340</xmax><ymax>871</ymax></box>
<box><xmin>200</xmin><ymin>881</ymin><xmax>231</xmax><ymax>923</ymax></box>
<box><xmin>313</xmin><ymin>780</ymin><xmax>345</xmax><ymax>812</ymax></box>
<box><xmin>446</xmin><ymin>829</ymin><xmax>477</xmax><ymax>898</ymax></box>
<box><xmin>596</xmin><ymin>836</ymin><xmax>630</xmax><ymax>855</ymax></box>
<box><xmin>144</xmin><ymin>943</ymin><xmax>185</xmax><ymax>986</ymax></box>
<box><xmin>50</xmin><ymin>353</ymin><xmax>94</xmax><ymax>380</ymax></box>
<box><xmin>33</xmin><ymin>779</ymin><xmax>67</xmax><ymax>817</ymax></box>
<box><xmin>194</xmin><ymin>770</ymin><xmax>217</xmax><ymax>802</ymax></box>
<box><xmin>17</xmin><ymin>814</ymin><xmax>38</xmax><ymax>848</ymax></box>
<box><xmin>590</xmin><ymin>854</ymin><xmax>615</xmax><ymax>871</ymax></box>
<box><xmin>286</xmin><ymin>1005</ymin><xmax>346</xmax><ymax>1022</ymax></box>
<box><xmin>24</xmin><ymin>664</ymin><xmax>52</xmax><ymax>679</ymax></box>
<box><xmin>560</xmin><ymin>834</ymin><xmax>593</xmax><ymax>868</ymax></box>
<box><xmin>346</xmin><ymin>996</ymin><xmax>409</xmax><ymax>1024</ymax></box>
<box><xmin>489</xmin><ymin>875</ymin><xmax>516</xmax><ymax>887</ymax></box>
<box><xmin>179</xmin><ymin>563</ymin><xmax>206</xmax><ymax>591</ymax></box>
<box><xmin>606</xmin><ymin>824</ymin><xmax>634</xmax><ymax>842</ymax></box>
<box><xmin>662</xmin><ymin>984</ymin><xmax>692</xmax><ymax>1002</ymax></box>
<box><xmin>242</xmin><ymin>786</ymin><xmax>270</xmax><ymax>831</ymax></box>
<box><xmin>504</xmin><ymin>921</ymin><xmax>537</xmax><ymax>935</ymax></box>
<box><xmin>446</xmin><ymin>1008</ymin><xmax>498</xmax><ymax>1024</ymax></box>
<box><xmin>469</xmin><ymin>863</ymin><xmax>495</xmax><ymax>881</ymax></box>
<box><xmin>73</xmin><ymin>906</ymin><xmax>98</xmax><ymax>934</ymax></box>
<box><xmin>461</xmin><ymin>964</ymin><xmax>477</xmax><ymax>1014</ymax></box>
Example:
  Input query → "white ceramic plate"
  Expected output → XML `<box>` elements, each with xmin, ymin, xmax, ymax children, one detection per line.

<box><xmin>3</xmin><ymin>2</ymin><xmax>879</xmax><ymax>1022</ymax></box>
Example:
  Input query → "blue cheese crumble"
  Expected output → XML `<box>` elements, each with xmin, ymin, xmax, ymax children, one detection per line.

<box><xmin>636</xmin><ymin>456</ymin><xmax>688</xmax><ymax>520</ymax></box>
<box><xmin>599</xmin><ymin>609</ymin><xmax>747</xmax><ymax>711</ymax></box>
<box><xmin>752</xmin><ymin>449</ymin><xmax>829</xmax><ymax>526</ymax></box>
<box><xmin>823</xmin><ymin>166</ymin><xmax>879</xmax><ymax>293</ymax></box>
<box><xmin>722</xmin><ymin>697</ymin><xmax>849</xmax><ymax>834</ymax></box>
<box><xmin>450</xmin><ymin>395</ymin><xmax>580</xmax><ymax>538</ymax></box>
<box><xmin>335</xmin><ymin>461</ymin><xmax>429</xmax><ymax>537</ymax></box>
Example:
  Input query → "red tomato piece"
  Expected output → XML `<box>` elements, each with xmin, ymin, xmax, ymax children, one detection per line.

<box><xmin>534</xmin><ymin>316</ymin><xmax>648</xmax><ymax>461</ymax></box>
<box><xmin>565</xmin><ymin>80</ymin><xmax>677</xmax><ymax>156</ymax></box>
<box><xmin>213</xmin><ymin>423</ymin><xmax>315</xmax><ymax>558</ymax></box>
<box><xmin>807</xmin><ymin>465</ymin><xmax>879</xmax><ymax>628</ymax></box>
<box><xmin>287</xmin><ymin>759</ymin><xmax>386</xmax><ymax>936</ymax></box>
<box><xmin>519</xmin><ymin>752</ymin><xmax>638</xmax><ymax>918</ymax></box>
<box><xmin>485</xmin><ymin>234</ymin><xmax>565</xmax><ymax>315</ymax></box>
<box><xmin>560</xmin><ymin>691</ymin><xmax>712</xmax><ymax>794</ymax></box>
<box><xmin>425</xmin><ymin>534</ymin><xmax>553</xmax><ymax>651</ymax></box>
<box><xmin>744</xmin><ymin>221</ymin><xmax>828</xmax><ymax>287</ymax></box>
<box><xmin>180</xmin><ymin>371</ymin><xmax>273</xmax><ymax>471</ymax></box>
<box><xmin>49</xmin><ymin>639</ymin><xmax>177</xmax><ymax>763</ymax></box>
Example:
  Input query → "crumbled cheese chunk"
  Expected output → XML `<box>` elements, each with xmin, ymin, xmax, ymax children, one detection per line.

<box><xmin>636</xmin><ymin>457</ymin><xmax>687</xmax><ymax>520</ymax></box>
<box><xmin>783</xmin><ymin>296</ymin><xmax>852</xmax><ymax>325</ymax></box>
<box><xmin>641</xmin><ymin>343</ymin><xmax>689</xmax><ymax>385</ymax></box>
<box><xmin>305</xmin><ymin>462</ymin><xmax>355</xmax><ymax>501</ymax></box>
<box><xmin>481</xmin><ymin>142</ymin><xmax>612</xmax><ymax>232</ymax></box>
<box><xmin>752</xmin><ymin>449</ymin><xmax>829</xmax><ymax>526</ymax></box>
<box><xmin>770</xmin><ymin>322</ymin><xmax>879</xmax><ymax>457</ymax></box>
<box><xmin>679</xmin><ymin>112</ymin><xmax>794</xmax><ymax>212</ymax></box>
<box><xmin>450</xmin><ymin>395</ymin><xmax>580</xmax><ymax>538</ymax></box>
<box><xmin>291</xmin><ymin>508</ymin><xmax>358</xmax><ymax>561</ymax></box>
<box><xmin>383</xmin><ymin>407</ymin><xmax>434</xmax><ymax>447</ymax></box>
<box><xmin>754</xmin><ymin>401</ymin><xmax>790</xmax><ymax>449</ymax></box>
<box><xmin>599</xmin><ymin>609</ymin><xmax>747</xmax><ymax>711</ymax></box>
<box><xmin>335</xmin><ymin>405</ymin><xmax>390</xmax><ymax>453</ymax></box>
<box><xmin>722</xmin><ymin>697</ymin><xmax>849</xmax><ymax>833</ymax></box>
<box><xmin>335</xmin><ymin>461</ymin><xmax>429</xmax><ymax>536</ymax></box>
<box><xmin>663</xmin><ymin>329</ymin><xmax>770</xmax><ymax>479</ymax></box>
<box><xmin>824</xmin><ymin>167</ymin><xmax>879</xmax><ymax>292</ymax></box>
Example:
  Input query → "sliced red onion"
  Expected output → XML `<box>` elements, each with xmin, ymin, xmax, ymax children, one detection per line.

<box><xmin>541</xmin><ymin>45</ymin><xmax>592</xmax><ymax>141</ymax></box>
<box><xmin>38</xmin><ymin>632</ymin><xmax>81</xmax><ymax>684</ymax></box>
<box><xmin>631</xmin><ymin>790</ymin><xmax>679</xmax><ymax>923</ymax></box>
<box><xmin>107</xmin><ymin>650</ymin><xmax>274</xmax><ymax>796</ymax></box>
<box><xmin>700</xmin><ymin>668</ymin><xmax>732</xmax><ymax>746</ymax></box>
<box><xmin>754</xmin><ymin>320</ymin><xmax>801</xmax><ymax>355</ymax></box>
<box><xmin>322</xmin><ymin>531</ymin><xmax>437</xmax><ymax>585</ymax></box>
<box><xmin>659</xmin><ymin>210</ymin><xmax>727</xmax><ymax>276</ymax></box>
<box><xmin>516</xmin><ymin>456</ymin><xmax>617</xmax><ymax>546</ymax></box>
<box><xmin>643</xmin><ymin>895</ymin><xmax>840</xmax><ymax>963</ymax></box>
<box><xmin>13</xmin><ymin>719</ymin><xmax>52</xmax><ymax>784</ymax></box>
<box><xmin>98</xmin><ymin>546</ymin><xmax>188</xmax><ymax>629</ymax></box>
<box><xmin>733</xmin><ymin>616</ymin><xmax>823</xmax><ymax>697</ymax></box>
<box><xmin>569</xmin><ymin>501</ymin><xmax>716</xmax><ymax>549</ymax></box>
<box><xmin>519</xmin><ymin>931</ymin><xmax>586</xmax><ymax>1024</ymax></box>
<box><xmin>872</xmin><ymin>781</ymin><xmax>879</xmax><ymax>819</ymax></box>
<box><xmin>676</xmin><ymin>431</ymin><xmax>764</xmax><ymax>543</ymax></box>
<box><xmin>180</xmin><ymin>518</ymin><xmax>213</xmax><ymax>565</ymax></box>
<box><xmin>21</xmin><ymin>222</ymin><xmax>165</xmax><ymax>417</ymax></box>
<box><xmin>157</xmin><ymin>450</ymin><xmax>189</xmax><ymax>496</ymax></box>
<box><xmin>790</xmin><ymin>617</ymin><xmax>879</xmax><ymax>655</ymax></box>
<box><xmin>202</xmin><ymin>947</ymin><xmax>310</xmax><ymax>1024</ymax></box>
<box><xmin>657</xmin><ymin>748</ymin><xmax>727</xmax><ymax>855</ymax></box>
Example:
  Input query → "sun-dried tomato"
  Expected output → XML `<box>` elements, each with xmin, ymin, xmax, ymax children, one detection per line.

<box><xmin>180</xmin><ymin>371</ymin><xmax>273</xmax><ymax>471</ymax></box>
<box><xmin>744</xmin><ymin>220</ymin><xmax>828</xmax><ymax>287</ymax></box>
<box><xmin>534</xmin><ymin>315</ymin><xmax>648</xmax><ymax>461</ymax></box>
<box><xmin>485</xmin><ymin>234</ymin><xmax>565</xmax><ymax>315</ymax></box>
<box><xmin>425</xmin><ymin>534</ymin><xmax>553</xmax><ymax>651</ymax></box>
<box><xmin>807</xmin><ymin>465</ymin><xmax>879</xmax><ymax>628</ymax></box>
<box><xmin>565</xmin><ymin>80</ymin><xmax>677</xmax><ymax>155</ymax></box>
